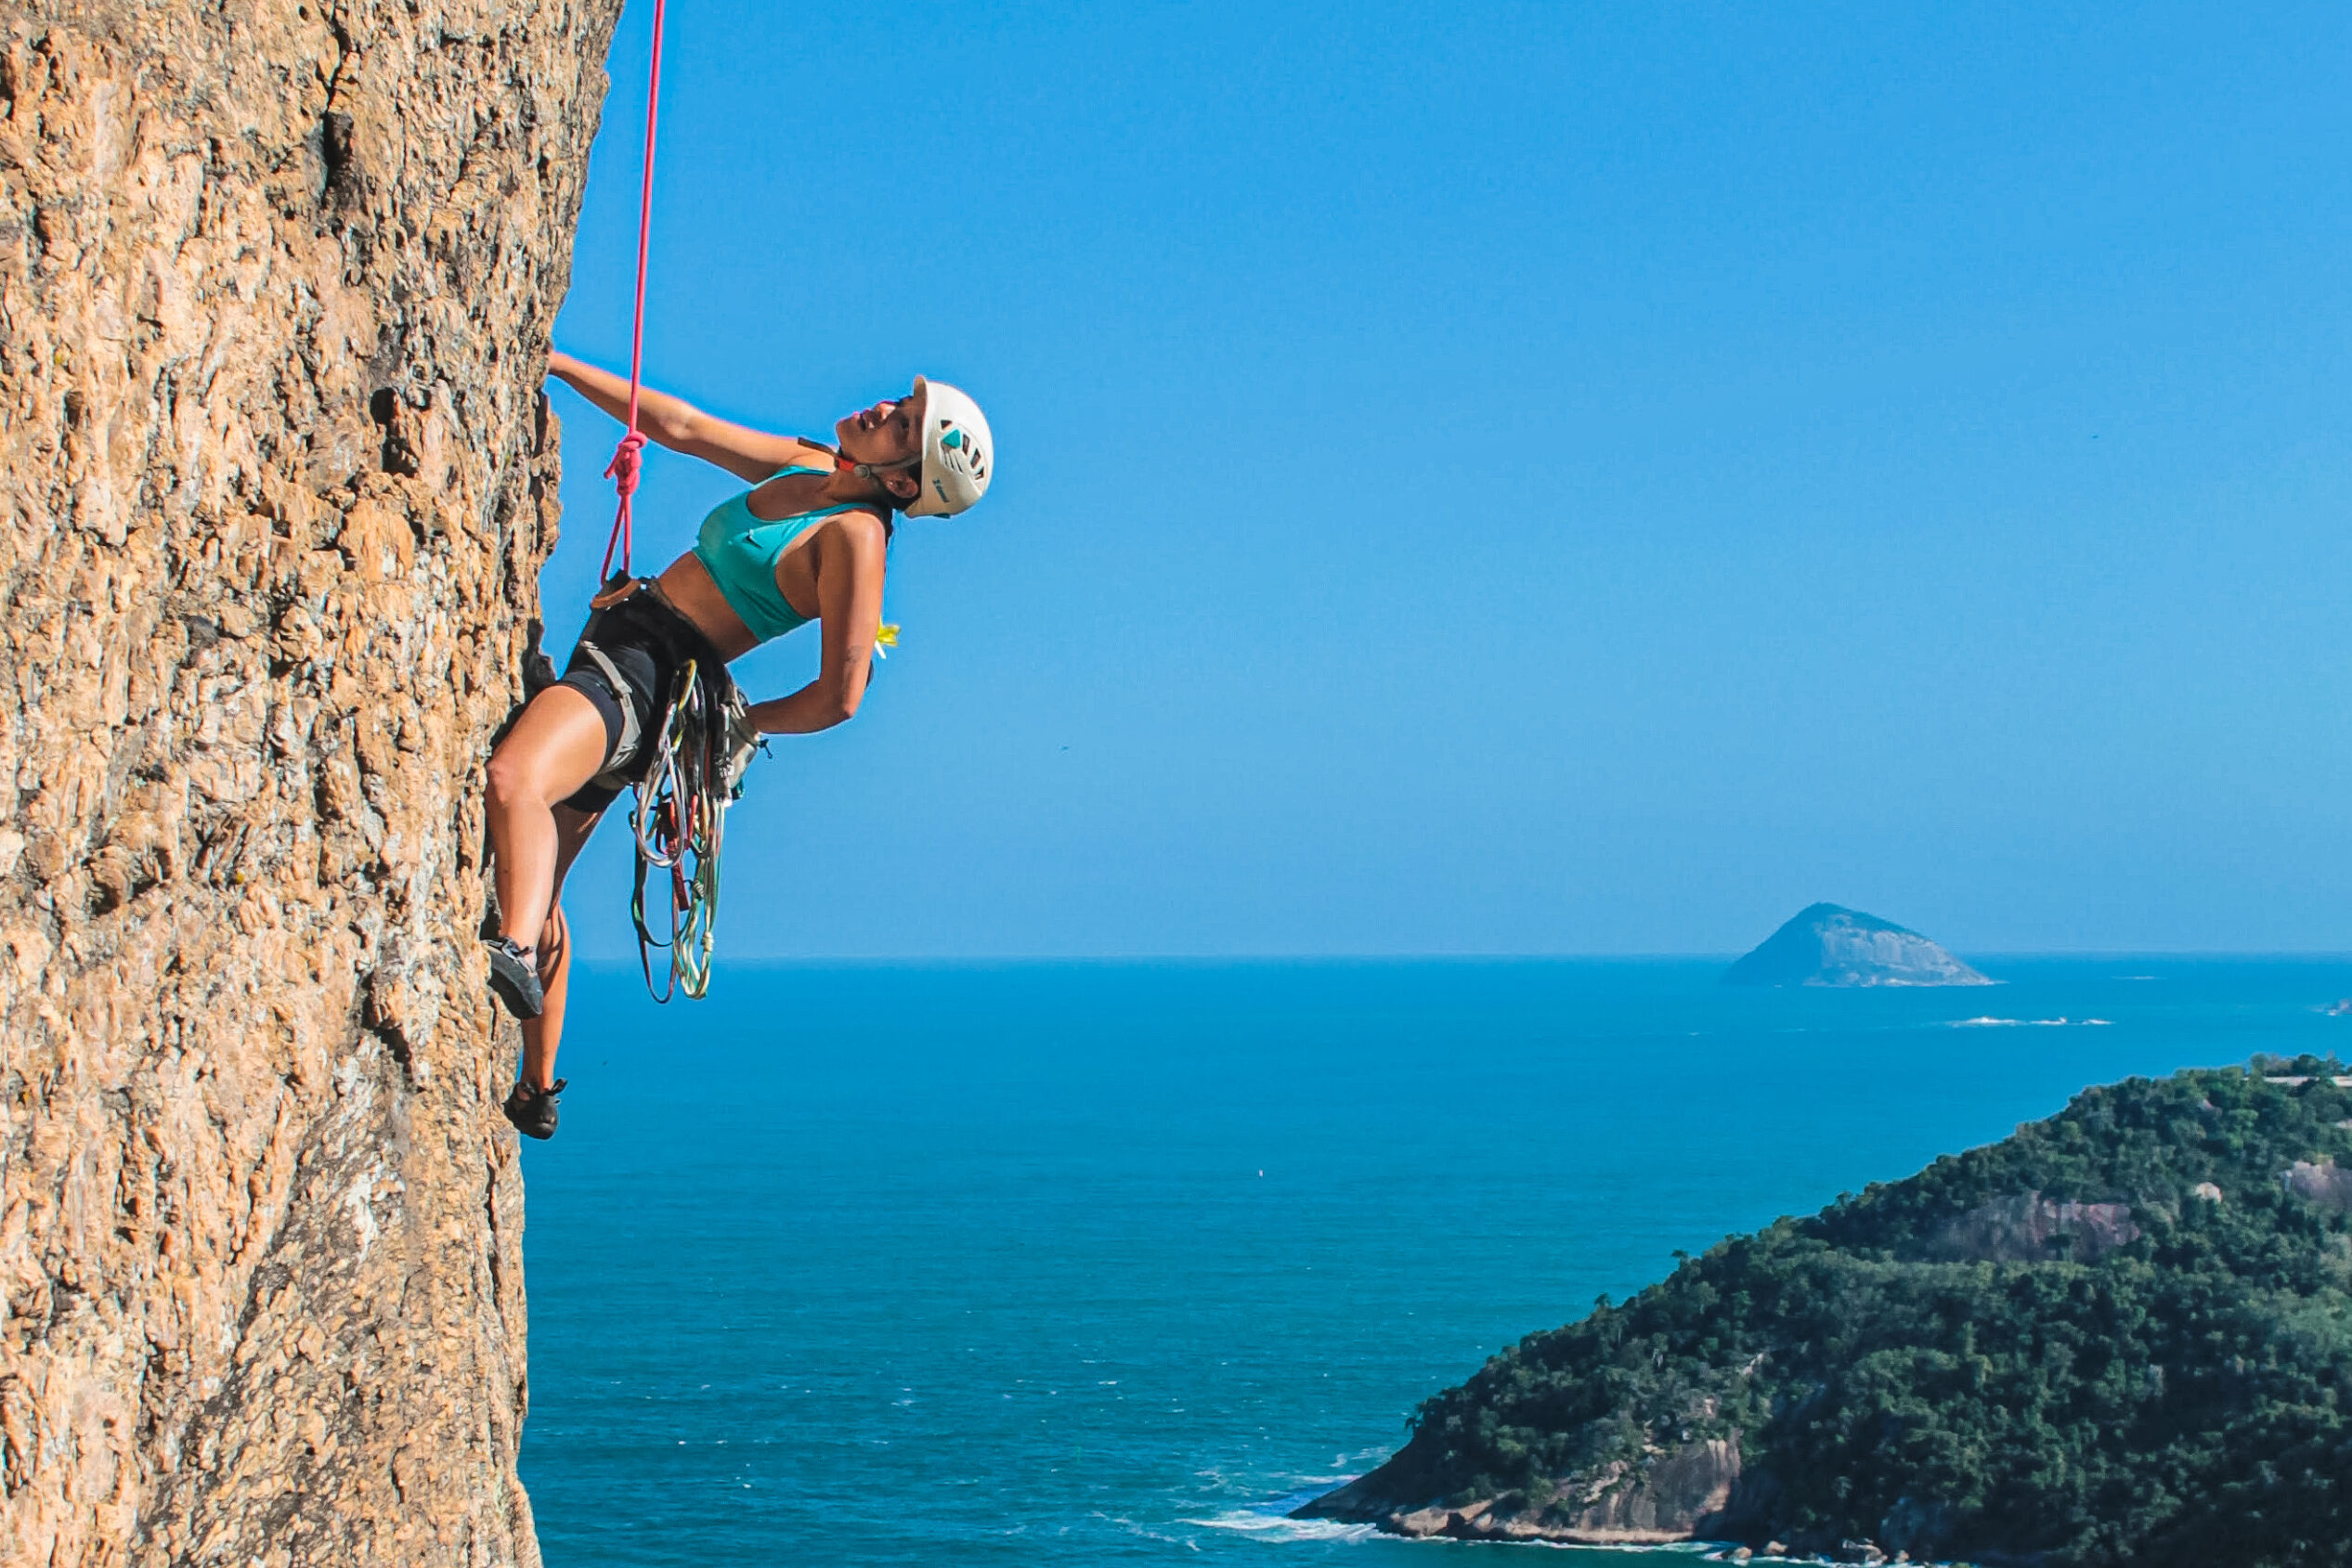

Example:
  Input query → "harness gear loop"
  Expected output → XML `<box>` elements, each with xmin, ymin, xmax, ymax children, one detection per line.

<box><xmin>627</xmin><ymin>650</ymin><xmax>736</xmax><ymax>1003</ymax></box>
<box><xmin>598</xmin><ymin>0</ymin><xmax>668</xmax><ymax>584</ymax></box>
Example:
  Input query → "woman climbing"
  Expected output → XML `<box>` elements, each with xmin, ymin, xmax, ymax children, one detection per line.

<box><xmin>482</xmin><ymin>349</ymin><xmax>994</xmax><ymax>1138</ymax></box>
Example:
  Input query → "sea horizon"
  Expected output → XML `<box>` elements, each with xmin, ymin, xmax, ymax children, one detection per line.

<box><xmin>569</xmin><ymin>949</ymin><xmax>2352</xmax><ymax>967</ymax></box>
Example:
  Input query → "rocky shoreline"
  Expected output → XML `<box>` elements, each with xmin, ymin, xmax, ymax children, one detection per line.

<box><xmin>1300</xmin><ymin>1436</ymin><xmax>1742</xmax><ymax>1546</ymax></box>
<box><xmin>1295</xmin><ymin>1062</ymin><xmax>2352</xmax><ymax>1565</ymax></box>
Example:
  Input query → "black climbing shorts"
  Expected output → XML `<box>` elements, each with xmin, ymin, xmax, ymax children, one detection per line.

<box><xmin>555</xmin><ymin>586</ymin><xmax>735</xmax><ymax>814</ymax></box>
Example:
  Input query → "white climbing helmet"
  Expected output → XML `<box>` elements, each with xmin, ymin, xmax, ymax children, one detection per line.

<box><xmin>904</xmin><ymin>376</ymin><xmax>993</xmax><ymax>518</ymax></box>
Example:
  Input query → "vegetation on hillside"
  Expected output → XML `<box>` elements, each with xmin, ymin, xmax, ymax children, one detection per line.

<box><xmin>1360</xmin><ymin>1059</ymin><xmax>2352</xmax><ymax>1565</ymax></box>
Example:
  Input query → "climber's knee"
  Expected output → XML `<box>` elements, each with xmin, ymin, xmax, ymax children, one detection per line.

<box><xmin>487</xmin><ymin>741</ymin><xmax>570</xmax><ymax>818</ymax></box>
<box><xmin>485</xmin><ymin>744</ymin><xmax>535</xmax><ymax>814</ymax></box>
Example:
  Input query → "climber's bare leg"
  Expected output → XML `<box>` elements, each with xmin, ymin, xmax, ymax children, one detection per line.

<box><xmin>517</xmin><ymin>803</ymin><xmax>600</xmax><ymax>1092</ymax></box>
<box><xmin>486</xmin><ymin>685</ymin><xmax>608</xmax><ymax>952</ymax></box>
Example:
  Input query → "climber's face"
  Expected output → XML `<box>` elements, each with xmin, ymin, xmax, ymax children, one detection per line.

<box><xmin>836</xmin><ymin>384</ymin><xmax>925</xmax><ymax>470</ymax></box>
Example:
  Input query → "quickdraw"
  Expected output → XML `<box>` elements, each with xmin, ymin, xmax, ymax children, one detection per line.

<box><xmin>630</xmin><ymin>659</ymin><xmax>725</xmax><ymax>1002</ymax></box>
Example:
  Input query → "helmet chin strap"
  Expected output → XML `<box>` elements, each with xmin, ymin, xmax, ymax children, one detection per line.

<box><xmin>840</xmin><ymin>449</ymin><xmax>919</xmax><ymax>502</ymax></box>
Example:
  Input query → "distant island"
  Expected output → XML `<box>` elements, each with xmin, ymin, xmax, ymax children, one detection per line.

<box><xmin>1722</xmin><ymin>902</ymin><xmax>1991</xmax><ymax>988</ymax></box>
<box><xmin>1295</xmin><ymin>1058</ymin><xmax>2352</xmax><ymax>1564</ymax></box>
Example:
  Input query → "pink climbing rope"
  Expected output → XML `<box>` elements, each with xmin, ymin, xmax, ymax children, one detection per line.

<box><xmin>599</xmin><ymin>0</ymin><xmax>668</xmax><ymax>585</ymax></box>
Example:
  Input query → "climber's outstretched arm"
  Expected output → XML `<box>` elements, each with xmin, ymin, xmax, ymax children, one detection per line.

<box><xmin>546</xmin><ymin>349</ymin><xmax>831</xmax><ymax>484</ymax></box>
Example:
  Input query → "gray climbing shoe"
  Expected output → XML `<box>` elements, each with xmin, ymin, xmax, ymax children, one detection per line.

<box><xmin>485</xmin><ymin>937</ymin><xmax>544</xmax><ymax>1020</ymax></box>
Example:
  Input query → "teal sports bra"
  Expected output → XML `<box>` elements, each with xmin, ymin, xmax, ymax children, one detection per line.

<box><xmin>692</xmin><ymin>466</ymin><xmax>868</xmax><ymax>644</ymax></box>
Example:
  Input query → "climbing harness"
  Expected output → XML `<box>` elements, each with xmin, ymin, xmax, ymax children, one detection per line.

<box><xmin>627</xmin><ymin>654</ymin><xmax>761</xmax><ymax>1001</ymax></box>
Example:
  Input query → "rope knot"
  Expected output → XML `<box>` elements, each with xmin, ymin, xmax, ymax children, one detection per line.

<box><xmin>604</xmin><ymin>430</ymin><xmax>648</xmax><ymax>499</ymax></box>
<box><xmin>599</xmin><ymin>431</ymin><xmax>648</xmax><ymax>581</ymax></box>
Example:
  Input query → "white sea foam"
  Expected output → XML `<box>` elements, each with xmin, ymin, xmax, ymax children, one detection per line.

<box><xmin>1180</xmin><ymin>1510</ymin><xmax>1381</xmax><ymax>1543</ymax></box>
<box><xmin>1182</xmin><ymin>1490</ymin><xmax>1739</xmax><ymax>1551</ymax></box>
<box><xmin>1950</xmin><ymin>1016</ymin><xmax>2112</xmax><ymax>1028</ymax></box>
<box><xmin>1098</xmin><ymin>1513</ymin><xmax>1202</xmax><ymax>1550</ymax></box>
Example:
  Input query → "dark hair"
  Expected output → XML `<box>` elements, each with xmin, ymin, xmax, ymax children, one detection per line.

<box><xmin>871</xmin><ymin>471</ymin><xmax>912</xmax><ymax>541</ymax></box>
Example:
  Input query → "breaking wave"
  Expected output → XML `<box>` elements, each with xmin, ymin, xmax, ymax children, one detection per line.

<box><xmin>1180</xmin><ymin>1510</ymin><xmax>1383</xmax><ymax>1543</ymax></box>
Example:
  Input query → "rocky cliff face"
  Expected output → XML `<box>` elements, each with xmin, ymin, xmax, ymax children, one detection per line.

<box><xmin>1922</xmin><ymin>1191</ymin><xmax>2141</xmax><ymax>1263</ymax></box>
<box><xmin>0</xmin><ymin>3</ymin><xmax>621</xmax><ymax>1562</ymax></box>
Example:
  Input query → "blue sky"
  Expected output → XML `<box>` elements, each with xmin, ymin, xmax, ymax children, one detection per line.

<box><xmin>543</xmin><ymin>1</ymin><xmax>2352</xmax><ymax>958</ymax></box>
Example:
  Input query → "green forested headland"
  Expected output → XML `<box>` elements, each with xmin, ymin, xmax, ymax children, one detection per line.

<box><xmin>1303</xmin><ymin>1060</ymin><xmax>2352</xmax><ymax>1565</ymax></box>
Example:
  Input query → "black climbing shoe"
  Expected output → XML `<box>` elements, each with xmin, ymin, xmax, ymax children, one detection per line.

<box><xmin>502</xmin><ymin>1078</ymin><xmax>565</xmax><ymax>1140</ymax></box>
<box><xmin>485</xmin><ymin>937</ymin><xmax>544</xmax><ymax>1019</ymax></box>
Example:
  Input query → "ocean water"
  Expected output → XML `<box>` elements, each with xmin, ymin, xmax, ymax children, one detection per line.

<box><xmin>517</xmin><ymin>957</ymin><xmax>2352</xmax><ymax>1564</ymax></box>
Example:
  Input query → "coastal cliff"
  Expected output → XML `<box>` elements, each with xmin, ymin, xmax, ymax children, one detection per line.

<box><xmin>0</xmin><ymin>3</ymin><xmax>622</xmax><ymax>1562</ymax></box>
<box><xmin>1299</xmin><ymin>1059</ymin><xmax>2352</xmax><ymax>1564</ymax></box>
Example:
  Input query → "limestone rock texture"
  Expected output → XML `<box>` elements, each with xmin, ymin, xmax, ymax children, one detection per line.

<box><xmin>0</xmin><ymin>1</ymin><xmax>623</xmax><ymax>1562</ymax></box>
